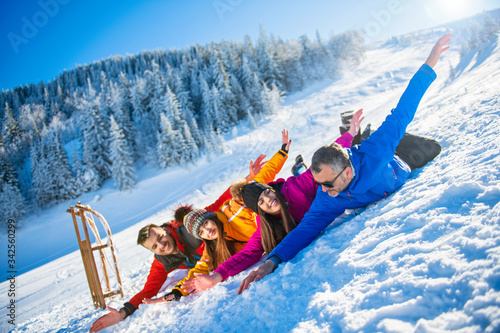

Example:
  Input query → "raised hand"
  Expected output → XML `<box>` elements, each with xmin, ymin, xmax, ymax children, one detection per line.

<box><xmin>282</xmin><ymin>129</ymin><xmax>291</xmax><ymax>151</ymax></box>
<box><xmin>89</xmin><ymin>306</ymin><xmax>125</xmax><ymax>333</ymax></box>
<box><xmin>247</xmin><ymin>154</ymin><xmax>268</xmax><ymax>181</ymax></box>
<box><xmin>425</xmin><ymin>34</ymin><xmax>451</xmax><ymax>68</ymax></box>
<box><xmin>348</xmin><ymin>109</ymin><xmax>364</xmax><ymax>137</ymax></box>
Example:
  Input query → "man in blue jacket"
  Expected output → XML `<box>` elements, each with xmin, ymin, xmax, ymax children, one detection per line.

<box><xmin>238</xmin><ymin>34</ymin><xmax>451</xmax><ymax>292</ymax></box>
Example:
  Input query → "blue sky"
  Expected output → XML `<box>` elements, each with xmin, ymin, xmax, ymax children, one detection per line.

<box><xmin>1</xmin><ymin>0</ymin><xmax>499</xmax><ymax>91</ymax></box>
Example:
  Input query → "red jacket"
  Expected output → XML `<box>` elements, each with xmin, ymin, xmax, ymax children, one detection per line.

<box><xmin>121</xmin><ymin>186</ymin><xmax>232</xmax><ymax>317</ymax></box>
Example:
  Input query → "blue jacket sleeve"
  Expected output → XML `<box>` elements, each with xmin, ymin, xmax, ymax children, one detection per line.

<box><xmin>267</xmin><ymin>190</ymin><xmax>345</xmax><ymax>262</ymax></box>
<box><xmin>354</xmin><ymin>64</ymin><xmax>436</xmax><ymax>183</ymax></box>
<box><xmin>359</xmin><ymin>64</ymin><xmax>436</xmax><ymax>162</ymax></box>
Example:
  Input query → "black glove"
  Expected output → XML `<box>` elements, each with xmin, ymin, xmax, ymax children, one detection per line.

<box><xmin>162</xmin><ymin>289</ymin><xmax>183</xmax><ymax>302</ymax></box>
<box><xmin>281</xmin><ymin>143</ymin><xmax>289</xmax><ymax>154</ymax></box>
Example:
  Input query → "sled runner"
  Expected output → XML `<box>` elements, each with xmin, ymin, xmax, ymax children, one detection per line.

<box><xmin>67</xmin><ymin>202</ymin><xmax>124</xmax><ymax>309</ymax></box>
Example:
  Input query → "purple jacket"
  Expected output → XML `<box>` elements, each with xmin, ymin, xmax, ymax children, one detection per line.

<box><xmin>214</xmin><ymin>132</ymin><xmax>354</xmax><ymax>280</ymax></box>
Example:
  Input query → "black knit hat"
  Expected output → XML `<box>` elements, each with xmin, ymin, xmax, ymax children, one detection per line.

<box><xmin>242</xmin><ymin>182</ymin><xmax>272</xmax><ymax>213</ymax></box>
<box><xmin>184</xmin><ymin>209</ymin><xmax>217</xmax><ymax>240</ymax></box>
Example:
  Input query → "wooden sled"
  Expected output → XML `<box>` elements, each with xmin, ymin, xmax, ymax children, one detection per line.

<box><xmin>67</xmin><ymin>202</ymin><xmax>124</xmax><ymax>309</ymax></box>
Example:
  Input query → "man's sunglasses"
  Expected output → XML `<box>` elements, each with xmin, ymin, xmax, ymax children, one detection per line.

<box><xmin>313</xmin><ymin>166</ymin><xmax>347</xmax><ymax>189</ymax></box>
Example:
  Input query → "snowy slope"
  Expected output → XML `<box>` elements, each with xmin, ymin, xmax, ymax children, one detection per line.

<box><xmin>1</xmin><ymin>29</ymin><xmax>499</xmax><ymax>333</ymax></box>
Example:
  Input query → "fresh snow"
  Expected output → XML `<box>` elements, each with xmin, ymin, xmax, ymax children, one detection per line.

<box><xmin>1</xmin><ymin>29</ymin><xmax>500</xmax><ymax>332</ymax></box>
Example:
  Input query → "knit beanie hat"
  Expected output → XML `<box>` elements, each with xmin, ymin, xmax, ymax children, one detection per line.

<box><xmin>184</xmin><ymin>209</ymin><xmax>217</xmax><ymax>239</ymax></box>
<box><xmin>242</xmin><ymin>182</ymin><xmax>273</xmax><ymax>213</ymax></box>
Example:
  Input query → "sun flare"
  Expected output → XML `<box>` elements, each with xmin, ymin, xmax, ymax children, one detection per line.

<box><xmin>425</xmin><ymin>0</ymin><xmax>475</xmax><ymax>21</ymax></box>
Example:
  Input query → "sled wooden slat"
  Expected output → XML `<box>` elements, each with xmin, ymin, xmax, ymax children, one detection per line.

<box><xmin>92</xmin><ymin>244</ymin><xmax>108</xmax><ymax>251</ymax></box>
<box><xmin>67</xmin><ymin>202</ymin><xmax>124</xmax><ymax>309</ymax></box>
<box><xmin>103</xmin><ymin>291</ymin><xmax>123</xmax><ymax>298</ymax></box>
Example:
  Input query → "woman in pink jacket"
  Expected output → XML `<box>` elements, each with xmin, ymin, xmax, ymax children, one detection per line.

<box><xmin>182</xmin><ymin>110</ymin><xmax>364</xmax><ymax>294</ymax></box>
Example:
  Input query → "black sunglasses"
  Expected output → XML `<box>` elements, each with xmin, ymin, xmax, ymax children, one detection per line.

<box><xmin>313</xmin><ymin>166</ymin><xmax>347</xmax><ymax>189</ymax></box>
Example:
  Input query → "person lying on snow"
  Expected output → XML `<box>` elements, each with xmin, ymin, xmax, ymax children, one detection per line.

<box><xmin>237</xmin><ymin>34</ymin><xmax>449</xmax><ymax>292</ymax></box>
<box><xmin>179</xmin><ymin>115</ymin><xmax>363</xmax><ymax>295</ymax></box>
<box><xmin>88</xmin><ymin>154</ymin><xmax>267</xmax><ymax>333</ymax></box>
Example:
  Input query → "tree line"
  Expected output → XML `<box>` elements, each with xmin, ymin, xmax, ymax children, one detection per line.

<box><xmin>0</xmin><ymin>27</ymin><xmax>364</xmax><ymax>227</ymax></box>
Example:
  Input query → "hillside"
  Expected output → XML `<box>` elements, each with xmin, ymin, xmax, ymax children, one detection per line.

<box><xmin>1</xmin><ymin>26</ymin><xmax>499</xmax><ymax>333</ymax></box>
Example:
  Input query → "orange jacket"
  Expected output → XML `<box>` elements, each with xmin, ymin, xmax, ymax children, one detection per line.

<box><xmin>253</xmin><ymin>148</ymin><xmax>288</xmax><ymax>184</ymax></box>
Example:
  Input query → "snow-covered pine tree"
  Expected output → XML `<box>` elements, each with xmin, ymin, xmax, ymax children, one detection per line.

<box><xmin>261</xmin><ymin>82</ymin><xmax>283</xmax><ymax>115</ymax></box>
<box><xmin>279</xmin><ymin>43</ymin><xmax>304</xmax><ymax>92</ymax></box>
<box><xmin>99</xmin><ymin>71</ymin><xmax>112</xmax><ymax>118</ymax></box>
<box><xmin>2</xmin><ymin>102</ymin><xmax>21</xmax><ymax>149</ymax></box>
<box><xmin>202</xmin><ymin>135</ymin><xmax>214</xmax><ymax>158</ymax></box>
<box><xmin>174</xmin><ymin>78</ymin><xmax>203</xmax><ymax>148</ymax></box>
<box><xmin>43</xmin><ymin>87</ymin><xmax>54</xmax><ymax>121</ymax></box>
<box><xmin>228</xmin><ymin>74</ymin><xmax>248</xmax><ymax>120</ymax></box>
<box><xmin>118</xmin><ymin>72</ymin><xmax>133</xmax><ymax>117</ymax></box>
<box><xmin>222</xmin><ymin>43</ymin><xmax>241</xmax><ymax>75</ymax></box>
<box><xmin>164</xmin><ymin>85</ymin><xmax>185</xmax><ymax>130</ymax></box>
<box><xmin>210</xmin><ymin>50</ymin><xmax>238</xmax><ymax>125</ymax></box>
<box><xmin>131</xmin><ymin>78</ymin><xmax>146</xmax><ymax>124</ymax></box>
<box><xmin>171</xmin><ymin>74</ymin><xmax>193</xmax><ymax>111</ymax></box>
<box><xmin>0</xmin><ymin>154</ymin><xmax>20</xmax><ymax>189</ymax></box>
<box><xmin>55</xmin><ymin>84</ymin><xmax>67</xmax><ymax>116</ymax></box>
<box><xmin>46</xmin><ymin>133</ymin><xmax>76</xmax><ymax>202</ymax></box>
<box><xmin>211</xmin><ymin>85</ymin><xmax>229</xmax><ymax>132</ymax></box>
<box><xmin>246</xmin><ymin>108</ymin><xmax>257</xmax><ymax>129</ymax></box>
<box><xmin>214</xmin><ymin>128</ymin><xmax>225</xmax><ymax>154</ymax></box>
<box><xmin>164</xmin><ymin>85</ymin><xmax>195</xmax><ymax>164</ymax></box>
<box><xmin>237</xmin><ymin>57</ymin><xmax>266</xmax><ymax>114</ymax></box>
<box><xmin>266</xmin><ymin>33</ymin><xmax>285</xmax><ymax>89</ymax></box>
<box><xmin>249</xmin><ymin>73</ymin><xmax>266</xmax><ymax>115</ymax></box>
<box><xmin>256</xmin><ymin>25</ymin><xmax>280</xmax><ymax>89</ymax></box>
<box><xmin>109</xmin><ymin>115</ymin><xmax>136</xmax><ymax>191</ymax></box>
<box><xmin>157</xmin><ymin>113</ymin><xmax>180</xmax><ymax>168</ymax></box>
<box><xmin>327</xmin><ymin>30</ymin><xmax>364</xmax><ymax>69</ymax></box>
<box><xmin>18</xmin><ymin>104</ymin><xmax>46</xmax><ymax>142</ymax></box>
<box><xmin>189</xmin><ymin>69</ymin><xmax>202</xmax><ymax>114</ymax></box>
<box><xmin>82</xmin><ymin>163</ymin><xmax>100</xmax><ymax>192</ymax></box>
<box><xmin>237</xmin><ymin>55</ymin><xmax>255</xmax><ymax>91</ymax></box>
<box><xmin>110</xmin><ymin>82</ymin><xmax>135</xmax><ymax>156</ymax></box>
<box><xmin>182</xmin><ymin>122</ymin><xmax>199</xmax><ymax>162</ymax></box>
<box><xmin>0</xmin><ymin>181</ymin><xmax>26</xmax><ymax>228</ymax></box>
<box><xmin>11</xmin><ymin>91</ymin><xmax>22</xmax><ymax>117</ymax></box>
<box><xmin>145</xmin><ymin>60</ymin><xmax>168</xmax><ymax>131</ymax></box>
<box><xmin>242</xmin><ymin>34</ymin><xmax>258</xmax><ymax>71</ymax></box>
<box><xmin>82</xmin><ymin>80</ymin><xmax>112</xmax><ymax>185</ymax></box>
<box><xmin>299</xmin><ymin>34</ymin><xmax>317</xmax><ymax>81</ymax></box>
<box><xmin>131</xmin><ymin>76</ymin><xmax>156</xmax><ymax>164</ymax></box>
<box><xmin>30</xmin><ymin>137</ymin><xmax>51</xmax><ymax>207</ymax></box>
<box><xmin>71</xmin><ymin>150</ymin><xmax>84</xmax><ymax>197</ymax></box>
<box><xmin>199</xmin><ymin>75</ymin><xmax>215</xmax><ymax>131</ymax></box>
<box><xmin>0</xmin><ymin>154</ymin><xmax>27</xmax><ymax>221</ymax></box>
